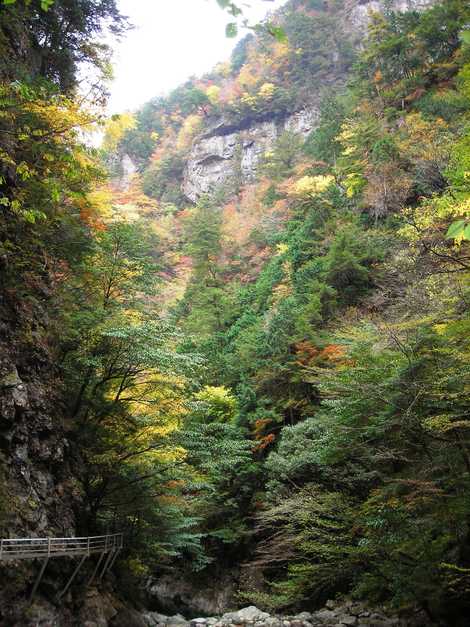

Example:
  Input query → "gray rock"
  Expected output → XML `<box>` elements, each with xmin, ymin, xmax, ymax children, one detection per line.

<box><xmin>222</xmin><ymin>607</ymin><xmax>271</xmax><ymax>624</ymax></box>
<box><xmin>294</xmin><ymin>614</ymin><xmax>312</xmax><ymax>622</ymax></box>
<box><xmin>312</xmin><ymin>609</ymin><xmax>337</xmax><ymax>624</ymax></box>
<box><xmin>168</xmin><ymin>614</ymin><xmax>189</xmax><ymax>625</ymax></box>
<box><xmin>340</xmin><ymin>617</ymin><xmax>357</xmax><ymax>626</ymax></box>
<box><xmin>111</xmin><ymin>608</ymin><xmax>147</xmax><ymax>627</ymax></box>
<box><xmin>0</xmin><ymin>366</ymin><xmax>22</xmax><ymax>388</ymax></box>
<box><xmin>183</xmin><ymin>107</ymin><xmax>319</xmax><ymax>202</ymax></box>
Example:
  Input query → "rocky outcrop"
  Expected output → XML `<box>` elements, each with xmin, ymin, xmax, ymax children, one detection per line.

<box><xmin>148</xmin><ymin>571</ymin><xmax>238</xmax><ymax>617</ymax></box>
<box><xmin>182</xmin><ymin>0</ymin><xmax>437</xmax><ymax>204</ymax></box>
<box><xmin>0</xmin><ymin>266</ymin><xmax>81</xmax><ymax>624</ymax></box>
<box><xmin>182</xmin><ymin>107</ymin><xmax>319</xmax><ymax>202</ymax></box>
<box><xmin>141</xmin><ymin>603</ymin><xmax>433</xmax><ymax>627</ymax></box>
<box><xmin>345</xmin><ymin>0</ymin><xmax>437</xmax><ymax>38</ymax></box>
<box><xmin>118</xmin><ymin>154</ymin><xmax>138</xmax><ymax>191</ymax></box>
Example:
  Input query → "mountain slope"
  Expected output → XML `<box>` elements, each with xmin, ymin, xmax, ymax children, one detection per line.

<box><xmin>104</xmin><ymin>0</ymin><xmax>470</xmax><ymax>623</ymax></box>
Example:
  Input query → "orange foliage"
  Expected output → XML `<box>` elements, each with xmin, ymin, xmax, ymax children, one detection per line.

<box><xmin>320</xmin><ymin>344</ymin><xmax>346</xmax><ymax>361</ymax></box>
<box><xmin>253</xmin><ymin>418</ymin><xmax>274</xmax><ymax>436</ymax></box>
<box><xmin>294</xmin><ymin>342</ymin><xmax>347</xmax><ymax>366</ymax></box>
<box><xmin>253</xmin><ymin>433</ymin><xmax>276</xmax><ymax>452</ymax></box>
<box><xmin>294</xmin><ymin>341</ymin><xmax>320</xmax><ymax>365</ymax></box>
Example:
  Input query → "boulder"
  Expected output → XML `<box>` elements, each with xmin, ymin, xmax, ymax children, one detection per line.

<box><xmin>111</xmin><ymin>608</ymin><xmax>148</xmax><ymax>627</ymax></box>
<box><xmin>312</xmin><ymin>609</ymin><xmax>337</xmax><ymax>624</ymax></box>
<box><xmin>222</xmin><ymin>606</ymin><xmax>271</xmax><ymax>624</ymax></box>
<box><xmin>168</xmin><ymin>614</ymin><xmax>190</xmax><ymax>625</ymax></box>
<box><xmin>293</xmin><ymin>613</ymin><xmax>312</xmax><ymax>622</ymax></box>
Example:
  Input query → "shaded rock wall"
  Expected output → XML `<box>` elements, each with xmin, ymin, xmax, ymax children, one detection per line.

<box><xmin>0</xmin><ymin>269</ymin><xmax>81</xmax><ymax>624</ymax></box>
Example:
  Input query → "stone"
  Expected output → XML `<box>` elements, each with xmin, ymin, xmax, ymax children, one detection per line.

<box><xmin>79</xmin><ymin>589</ymin><xmax>118</xmax><ymax>626</ymax></box>
<box><xmin>191</xmin><ymin>619</ymin><xmax>208</xmax><ymax>626</ymax></box>
<box><xmin>111</xmin><ymin>608</ymin><xmax>147</xmax><ymax>627</ymax></box>
<box><xmin>293</xmin><ymin>613</ymin><xmax>312</xmax><ymax>622</ymax></box>
<box><xmin>0</xmin><ymin>366</ymin><xmax>22</xmax><ymax>388</ymax></box>
<box><xmin>312</xmin><ymin>609</ymin><xmax>337</xmax><ymax>624</ymax></box>
<box><xmin>370</xmin><ymin>614</ymin><xmax>386</xmax><ymax>622</ymax></box>
<box><xmin>325</xmin><ymin>601</ymin><xmax>336</xmax><ymax>610</ymax></box>
<box><xmin>222</xmin><ymin>607</ymin><xmax>270</xmax><ymax>624</ymax></box>
<box><xmin>340</xmin><ymin>617</ymin><xmax>357</xmax><ymax>626</ymax></box>
<box><xmin>168</xmin><ymin>614</ymin><xmax>189</xmax><ymax>625</ymax></box>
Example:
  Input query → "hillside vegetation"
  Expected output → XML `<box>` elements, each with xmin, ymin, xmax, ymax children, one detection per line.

<box><xmin>103</xmin><ymin>1</ymin><xmax>470</xmax><ymax>622</ymax></box>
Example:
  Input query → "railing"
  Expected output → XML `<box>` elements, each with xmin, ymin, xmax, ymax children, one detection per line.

<box><xmin>0</xmin><ymin>533</ymin><xmax>124</xmax><ymax>602</ymax></box>
<box><xmin>0</xmin><ymin>533</ymin><xmax>123</xmax><ymax>561</ymax></box>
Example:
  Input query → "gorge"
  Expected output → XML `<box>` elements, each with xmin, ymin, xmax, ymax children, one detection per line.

<box><xmin>1</xmin><ymin>0</ymin><xmax>470</xmax><ymax>625</ymax></box>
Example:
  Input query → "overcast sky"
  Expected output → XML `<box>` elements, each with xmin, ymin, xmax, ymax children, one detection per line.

<box><xmin>107</xmin><ymin>0</ymin><xmax>286</xmax><ymax>114</ymax></box>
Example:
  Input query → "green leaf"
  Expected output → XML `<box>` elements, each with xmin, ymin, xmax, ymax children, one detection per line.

<box><xmin>216</xmin><ymin>0</ymin><xmax>230</xmax><ymax>8</ymax></box>
<box><xmin>226</xmin><ymin>22</ymin><xmax>238</xmax><ymax>38</ymax></box>
<box><xmin>40</xmin><ymin>0</ymin><xmax>54</xmax><ymax>8</ymax></box>
<box><xmin>267</xmin><ymin>24</ymin><xmax>287</xmax><ymax>42</ymax></box>
<box><xmin>459</xmin><ymin>29</ymin><xmax>470</xmax><ymax>44</ymax></box>
<box><xmin>463</xmin><ymin>224</ymin><xmax>470</xmax><ymax>240</ymax></box>
<box><xmin>446</xmin><ymin>220</ymin><xmax>466</xmax><ymax>239</ymax></box>
<box><xmin>2</xmin><ymin>0</ymin><xmax>17</xmax><ymax>5</ymax></box>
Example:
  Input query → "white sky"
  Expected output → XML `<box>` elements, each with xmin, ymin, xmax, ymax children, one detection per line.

<box><xmin>107</xmin><ymin>0</ymin><xmax>286</xmax><ymax>114</ymax></box>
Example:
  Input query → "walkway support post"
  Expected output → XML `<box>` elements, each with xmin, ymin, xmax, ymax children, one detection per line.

<box><xmin>29</xmin><ymin>558</ymin><xmax>49</xmax><ymax>603</ymax></box>
<box><xmin>57</xmin><ymin>553</ymin><xmax>88</xmax><ymax>601</ymax></box>
<box><xmin>88</xmin><ymin>551</ymin><xmax>106</xmax><ymax>586</ymax></box>
<box><xmin>104</xmin><ymin>547</ymin><xmax>121</xmax><ymax>577</ymax></box>
<box><xmin>98</xmin><ymin>547</ymin><xmax>115</xmax><ymax>580</ymax></box>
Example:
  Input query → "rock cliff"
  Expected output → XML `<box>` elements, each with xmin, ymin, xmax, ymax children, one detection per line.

<box><xmin>182</xmin><ymin>0</ymin><xmax>436</xmax><ymax>204</ymax></box>
<box><xmin>183</xmin><ymin>107</ymin><xmax>319</xmax><ymax>202</ymax></box>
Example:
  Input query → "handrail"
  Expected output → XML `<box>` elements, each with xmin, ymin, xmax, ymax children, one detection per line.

<box><xmin>0</xmin><ymin>533</ymin><xmax>123</xmax><ymax>562</ymax></box>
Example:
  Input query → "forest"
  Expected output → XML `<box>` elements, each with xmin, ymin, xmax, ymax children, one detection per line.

<box><xmin>0</xmin><ymin>0</ymin><xmax>470</xmax><ymax>625</ymax></box>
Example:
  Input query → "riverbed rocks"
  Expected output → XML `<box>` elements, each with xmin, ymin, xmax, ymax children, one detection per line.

<box><xmin>141</xmin><ymin>602</ymin><xmax>430</xmax><ymax>627</ymax></box>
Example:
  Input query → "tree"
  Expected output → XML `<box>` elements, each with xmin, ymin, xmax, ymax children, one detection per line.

<box><xmin>0</xmin><ymin>0</ymin><xmax>127</xmax><ymax>92</ymax></box>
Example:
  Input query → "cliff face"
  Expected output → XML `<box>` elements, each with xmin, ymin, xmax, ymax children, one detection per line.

<box><xmin>0</xmin><ymin>330</ymin><xmax>77</xmax><ymax>538</ymax></box>
<box><xmin>181</xmin><ymin>0</ymin><xmax>435</xmax><ymax>204</ymax></box>
<box><xmin>0</xmin><ymin>269</ymin><xmax>83</xmax><ymax>623</ymax></box>
<box><xmin>183</xmin><ymin>107</ymin><xmax>319</xmax><ymax>202</ymax></box>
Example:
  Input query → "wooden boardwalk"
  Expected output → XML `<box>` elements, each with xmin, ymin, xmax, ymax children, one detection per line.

<box><xmin>0</xmin><ymin>533</ymin><xmax>123</xmax><ymax>601</ymax></box>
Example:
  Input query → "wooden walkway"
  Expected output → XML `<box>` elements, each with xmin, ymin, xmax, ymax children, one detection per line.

<box><xmin>0</xmin><ymin>533</ymin><xmax>123</xmax><ymax>601</ymax></box>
